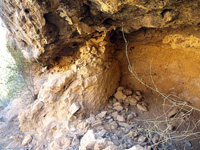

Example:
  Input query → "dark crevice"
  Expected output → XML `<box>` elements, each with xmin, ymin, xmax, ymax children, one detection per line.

<box><xmin>24</xmin><ymin>8</ymin><xmax>30</xmax><ymax>14</ymax></box>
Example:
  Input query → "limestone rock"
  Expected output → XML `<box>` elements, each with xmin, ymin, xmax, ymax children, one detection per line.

<box><xmin>116</xmin><ymin>115</ymin><xmax>125</xmax><ymax>122</ymax></box>
<box><xmin>94</xmin><ymin>139</ymin><xmax>107</xmax><ymax>150</ymax></box>
<box><xmin>92</xmin><ymin>120</ymin><xmax>102</xmax><ymax>127</ymax></box>
<box><xmin>137</xmin><ymin>104</ymin><xmax>148</xmax><ymax>112</ymax></box>
<box><xmin>79</xmin><ymin>130</ymin><xmax>96</xmax><ymax>150</ymax></box>
<box><xmin>69</xmin><ymin>102</ymin><xmax>81</xmax><ymax>115</ymax></box>
<box><xmin>114</xmin><ymin>91</ymin><xmax>127</xmax><ymax>101</ymax></box>
<box><xmin>22</xmin><ymin>135</ymin><xmax>32</xmax><ymax>146</ymax></box>
<box><xmin>31</xmin><ymin>101</ymin><xmax>44</xmax><ymax>117</ymax></box>
<box><xmin>127</xmin><ymin>114</ymin><xmax>134</xmax><ymax>122</ymax></box>
<box><xmin>138</xmin><ymin>136</ymin><xmax>147</xmax><ymax>143</ymax></box>
<box><xmin>123</xmin><ymin>89</ymin><xmax>133</xmax><ymax>96</ymax></box>
<box><xmin>126</xmin><ymin>96</ymin><xmax>137</xmax><ymax>106</ymax></box>
<box><xmin>97</xmin><ymin>111</ymin><xmax>107</xmax><ymax>119</ymax></box>
<box><xmin>111</xmin><ymin>112</ymin><xmax>118</xmax><ymax>120</ymax></box>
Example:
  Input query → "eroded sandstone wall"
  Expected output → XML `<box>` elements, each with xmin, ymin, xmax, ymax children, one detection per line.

<box><xmin>1</xmin><ymin>1</ymin><xmax>200</xmax><ymax>148</ymax></box>
<box><xmin>118</xmin><ymin>26</ymin><xmax>200</xmax><ymax>108</ymax></box>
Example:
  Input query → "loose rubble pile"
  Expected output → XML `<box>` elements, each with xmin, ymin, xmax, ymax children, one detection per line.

<box><xmin>7</xmin><ymin>86</ymin><xmax>193</xmax><ymax>150</ymax></box>
<box><xmin>48</xmin><ymin>86</ymin><xmax>155</xmax><ymax>150</ymax></box>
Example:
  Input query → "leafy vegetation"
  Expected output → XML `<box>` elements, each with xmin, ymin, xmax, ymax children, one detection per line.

<box><xmin>0</xmin><ymin>43</ymin><xmax>35</xmax><ymax>106</ymax></box>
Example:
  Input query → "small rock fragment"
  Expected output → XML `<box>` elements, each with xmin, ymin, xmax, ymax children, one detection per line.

<box><xmin>86</xmin><ymin>115</ymin><xmax>96</xmax><ymax>124</ymax></box>
<box><xmin>127</xmin><ymin>114</ymin><xmax>134</xmax><ymax>122</ymax></box>
<box><xmin>134</xmin><ymin>95</ymin><xmax>143</xmax><ymax>101</ymax></box>
<box><xmin>114</xmin><ymin>91</ymin><xmax>127</xmax><ymax>101</ymax></box>
<box><xmin>126</xmin><ymin>96</ymin><xmax>137</xmax><ymax>106</ymax></box>
<box><xmin>110</xmin><ymin>121</ymin><xmax>118</xmax><ymax>130</ymax></box>
<box><xmin>94</xmin><ymin>139</ymin><xmax>107</xmax><ymax>150</ymax></box>
<box><xmin>123</xmin><ymin>89</ymin><xmax>133</xmax><ymax>96</ymax></box>
<box><xmin>113</xmin><ymin>105</ymin><xmax>123</xmax><ymax>111</ymax></box>
<box><xmin>80</xmin><ymin>130</ymin><xmax>96</xmax><ymax>150</ymax></box>
<box><xmin>128</xmin><ymin>131</ymin><xmax>138</xmax><ymax>138</ymax></box>
<box><xmin>118</xmin><ymin>122</ymin><xmax>131</xmax><ymax>129</ymax></box>
<box><xmin>97</xmin><ymin>111</ymin><xmax>107</xmax><ymax>119</ymax></box>
<box><xmin>22</xmin><ymin>135</ymin><xmax>32</xmax><ymax>146</ymax></box>
<box><xmin>138</xmin><ymin>136</ymin><xmax>147</xmax><ymax>143</ymax></box>
<box><xmin>137</xmin><ymin>104</ymin><xmax>148</xmax><ymax>112</ymax></box>
<box><xmin>92</xmin><ymin>120</ymin><xmax>102</xmax><ymax>127</ymax></box>
<box><xmin>96</xmin><ymin>129</ymin><xmax>107</xmax><ymax>137</ymax></box>
<box><xmin>113</xmin><ymin>102</ymin><xmax>121</xmax><ymax>107</ymax></box>
<box><xmin>112</xmin><ymin>112</ymin><xmax>118</xmax><ymax>120</ymax></box>
<box><xmin>69</xmin><ymin>102</ymin><xmax>81</xmax><ymax>115</ymax></box>
<box><xmin>117</xmin><ymin>114</ymin><xmax>125</xmax><ymax>122</ymax></box>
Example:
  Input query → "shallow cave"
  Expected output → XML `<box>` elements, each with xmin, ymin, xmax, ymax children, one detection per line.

<box><xmin>1</xmin><ymin>0</ymin><xmax>200</xmax><ymax>149</ymax></box>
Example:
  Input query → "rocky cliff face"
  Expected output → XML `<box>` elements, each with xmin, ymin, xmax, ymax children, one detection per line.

<box><xmin>1</xmin><ymin>0</ymin><xmax>200</xmax><ymax>149</ymax></box>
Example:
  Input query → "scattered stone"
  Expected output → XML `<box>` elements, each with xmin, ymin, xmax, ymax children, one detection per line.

<box><xmin>140</xmin><ymin>101</ymin><xmax>148</xmax><ymax>107</ymax></box>
<box><xmin>86</xmin><ymin>115</ymin><xmax>96</xmax><ymax>124</ymax></box>
<box><xmin>114</xmin><ymin>91</ymin><xmax>127</xmax><ymax>101</ymax></box>
<box><xmin>96</xmin><ymin>125</ymin><xmax>105</xmax><ymax>131</ymax></box>
<box><xmin>118</xmin><ymin>122</ymin><xmax>131</xmax><ymax>129</ymax></box>
<box><xmin>127</xmin><ymin>114</ymin><xmax>134</xmax><ymax>122</ymax></box>
<box><xmin>137</xmin><ymin>104</ymin><xmax>148</xmax><ymax>112</ymax></box>
<box><xmin>69</xmin><ymin>102</ymin><xmax>81</xmax><ymax>115</ymax></box>
<box><xmin>110</xmin><ymin>121</ymin><xmax>118</xmax><ymax>130</ymax></box>
<box><xmin>117</xmin><ymin>114</ymin><xmax>125</xmax><ymax>122</ymax></box>
<box><xmin>184</xmin><ymin>140</ymin><xmax>192</xmax><ymax>147</ymax></box>
<box><xmin>152</xmin><ymin>135</ymin><xmax>160</xmax><ymax>144</ymax></box>
<box><xmin>133</xmin><ymin>95</ymin><xmax>143</xmax><ymax>102</ymax></box>
<box><xmin>113</xmin><ymin>105</ymin><xmax>123</xmax><ymax>111</ymax></box>
<box><xmin>128</xmin><ymin>131</ymin><xmax>138</xmax><ymax>138</ymax></box>
<box><xmin>112</xmin><ymin>112</ymin><xmax>118</xmax><ymax>120</ymax></box>
<box><xmin>113</xmin><ymin>102</ymin><xmax>121</xmax><ymax>107</ymax></box>
<box><xmin>94</xmin><ymin>139</ymin><xmax>107</xmax><ymax>150</ymax></box>
<box><xmin>138</xmin><ymin>136</ymin><xmax>147</xmax><ymax>143</ymax></box>
<box><xmin>126</xmin><ymin>96</ymin><xmax>137</xmax><ymax>106</ymax></box>
<box><xmin>96</xmin><ymin>129</ymin><xmax>107</xmax><ymax>137</ymax></box>
<box><xmin>22</xmin><ymin>135</ymin><xmax>32</xmax><ymax>146</ymax></box>
<box><xmin>123</xmin><ymin>89</ymin><xmax>133</xmax><ymax>96</ymax></box>
<box><xmin>97</xmin><ymin>111</ymin><xmax>107</xmax><ymax>119</ymax></box>
<box><xmin>92</xmin><ymin>120</ymin><xmax>102</xmax><ymax>127</ymax></box>
<box><xmin>77</xmin><ymin>121</ymin><xmax>89</xmax><ymax>131</ymax></box>
<box><xmin>135</xmin><ymin>91</ymin><xmax>142</xmax><ymax>96</ymax></box>
<box><xmin>168</xmin><ymin>108</ymin><xmax>178</xmax><ymax>118</ymax></box>
<box><xmin>79</xmin><ymin>130</ymin><xmax>96</xmax><ymax>150</ymax></box>
<box><xmin>133</xmin><ymin>112</ymin><xmax>137</xmax><ymax>117</ymax></box>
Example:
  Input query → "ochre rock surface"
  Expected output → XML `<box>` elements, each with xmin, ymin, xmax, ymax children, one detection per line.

<box><xmin>1</xmin><ymin>0</ymin><xmax>200</xmax><ymax>149</ymax></box>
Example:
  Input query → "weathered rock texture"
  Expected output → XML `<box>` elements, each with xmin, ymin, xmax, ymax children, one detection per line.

<box><xmin>1</xmin><ymin>0</ymin><xmax>200</xmax><ymax>149</ymax></box>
